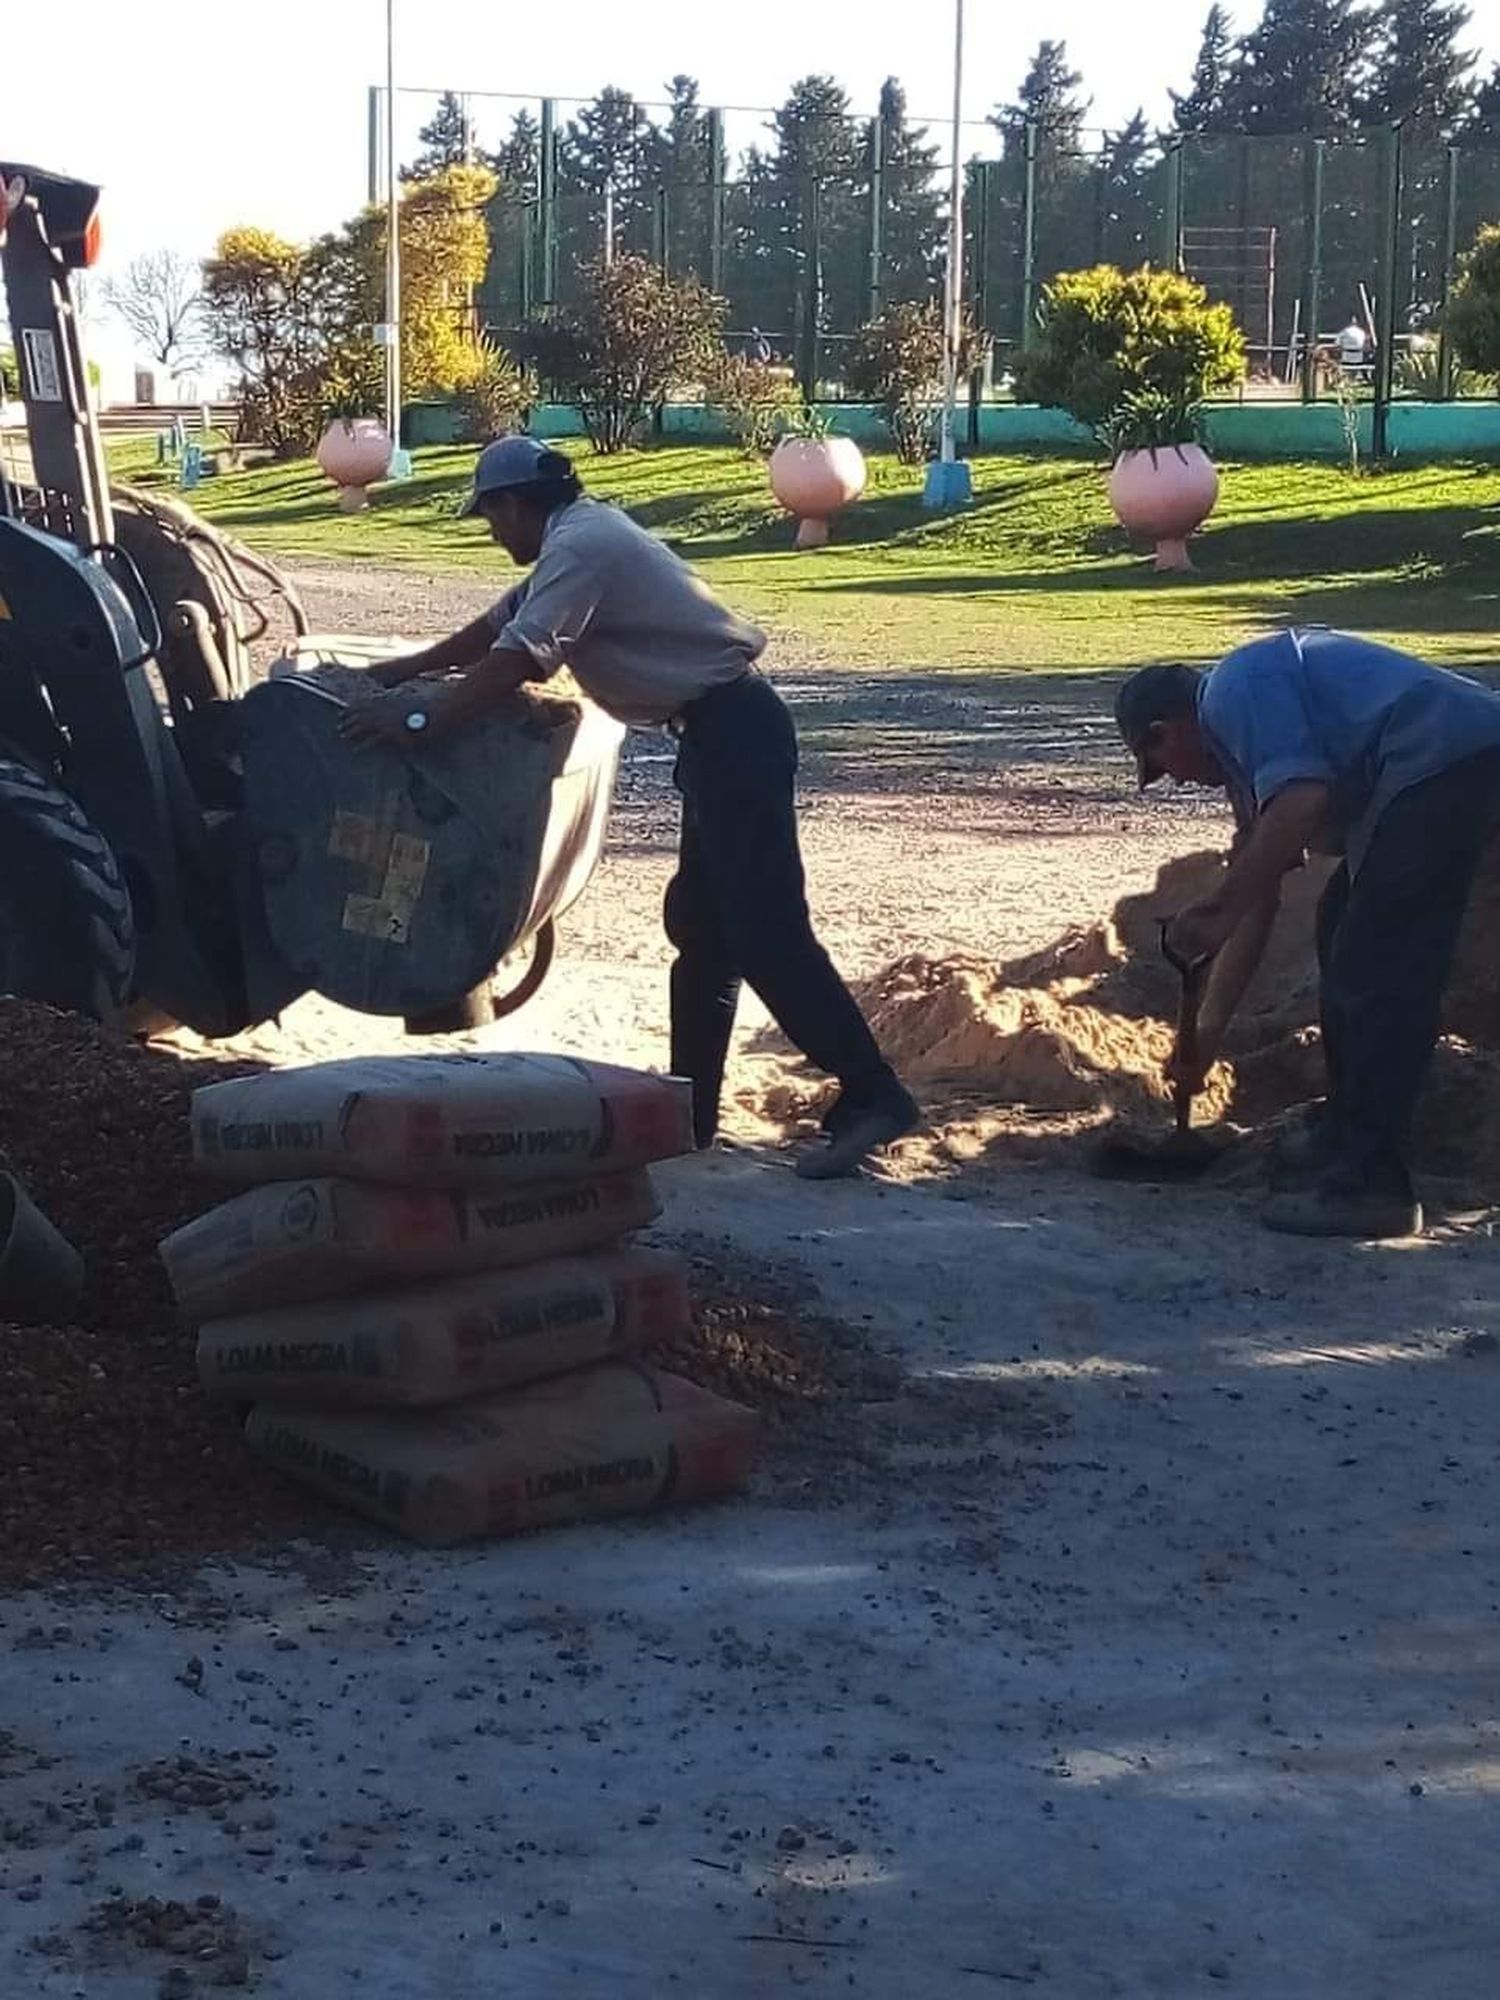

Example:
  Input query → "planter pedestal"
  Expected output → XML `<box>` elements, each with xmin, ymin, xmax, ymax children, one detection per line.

<box><xmin>1108</xmin><ymin>443</ymin><xmax>1220</xmax><ymax>574</ymax></box>
<box><xmin>316</xmin><ymin>418</ymin><xmax>395</xmax><ymax>514</ymax></box>
<box><xmin>770</xmin><ymin>435</ymin><xmax>866</xmax><ymax>550</ymax></box>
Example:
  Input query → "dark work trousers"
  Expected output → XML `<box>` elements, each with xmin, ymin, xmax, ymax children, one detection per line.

<box><xmin>664</xmin><ymin>673</ymin><xmax>900</xmax><ymax>1147</ymax></box>
<box><xmin>1315</xmin><ymin>746</ymin><xmax>1500</xmax><ymax>1184</ymax></box>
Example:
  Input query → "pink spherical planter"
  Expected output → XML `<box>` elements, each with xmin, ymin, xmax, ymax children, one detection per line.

<box><xmin>769</xmin><ymin>435</ymin><xmax>866</xmax><ymax>549</ymax></box>
<box><xmin>316</xmin><ymin>418</ymin><xmax>395</xmax><ymax>513</ymax></box>
<box><xmin>1108</xmin><ymin>444</ymin><xmax>1220</xmax><ymax>572</ymax></box>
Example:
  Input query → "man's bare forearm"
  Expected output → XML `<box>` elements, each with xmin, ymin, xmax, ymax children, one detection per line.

<box><xmin>1198</xmin><ymin>893</ymin><xmax>1279</xmax><ymax>1046</ymax></box>
<box><xmin>420</xmin><ymin>645</ymin><xmax>538</xmax><ymax>740</ymax></box>
<box><xmin>1169</xmin><ymin>781</ymin><xmax>1330</xmax><ymax>964</ymax></box>
<box><xmin>378</xmin><ymin>613</ymin><xmax>499</xmax><ymax>685</ymax></box>
<box><xmin>1215</xmin><ymin>782</ymin><xmax>1330</xmax><ymax>925</ymax></box>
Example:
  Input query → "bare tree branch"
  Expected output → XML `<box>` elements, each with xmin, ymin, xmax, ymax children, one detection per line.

<box><xmin>102</xmin><ymin>249</ymin><xmax>205</xmax><ymax>377</ymax></box>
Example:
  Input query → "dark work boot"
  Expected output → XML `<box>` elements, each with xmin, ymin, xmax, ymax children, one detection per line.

<box><xmin>1262</xmin><ymin>1160</ymin><xmax>1422</xmax><ymax>1241</ymax></box>
<box><xmin>795</xmin><ymin>1084</ymin><xmax>920</xmax><ymax>1180</ymax></box>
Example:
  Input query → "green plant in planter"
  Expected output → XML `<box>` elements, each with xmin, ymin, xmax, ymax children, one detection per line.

<box><xmin>1097</xmin><ymin>389</ymin><xmax>1204</xmax><ymax>462</ymax></box>
<box><xmin>1015</xmin><ymin>264</ymin><xmax>1245</xmax><ymax>432</ymax></box>
<box><xmin>781</xmin><ymin>405</ymin><xmax>835</xmax><ymax>441</ymax></box>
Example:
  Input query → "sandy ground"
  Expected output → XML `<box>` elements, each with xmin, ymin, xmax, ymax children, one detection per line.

<box><xmin>187</xmin><ymin>561</ymin><xmax>1220</xmax><ymax>1095</ymax></box>
<box><xmin>5</xmin><ymin>563</ymin><xmax>1500</xmax><ymax>1998</ymax></box>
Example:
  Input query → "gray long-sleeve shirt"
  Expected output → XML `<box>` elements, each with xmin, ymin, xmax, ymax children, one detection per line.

<box><xmin>488</xmin><ymin>497</ymin><xmax>765</xmax><ymax>725</ymax></box>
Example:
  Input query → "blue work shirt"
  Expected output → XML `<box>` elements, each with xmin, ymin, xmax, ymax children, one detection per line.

<box><xmin>1199</xmin><ymin>628</ymin><xmax>1500</xmax><ymax>872</ymax></box>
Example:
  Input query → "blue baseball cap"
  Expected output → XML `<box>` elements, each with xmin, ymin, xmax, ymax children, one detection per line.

<box><xmin>459</xmin><ymin>436</ymin><xmax>574</xmax><ymax>516</ymax></box>
<box><xmin>1114</xmin><ymin>663</ymin><xmax>1203</xmax><ymax>788</ymax></box>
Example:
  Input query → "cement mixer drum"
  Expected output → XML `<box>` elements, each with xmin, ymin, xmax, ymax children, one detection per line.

<box><xmin>237</xmin><ymin>645</ymin><xmax>622</xmax><ymax>1023</ymax></box>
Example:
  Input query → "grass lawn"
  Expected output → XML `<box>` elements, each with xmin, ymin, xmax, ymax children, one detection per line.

<box><xmin>111</xmin><ymin>438</ymin><xmax>1500</xmax><ymax>673</ymax></box>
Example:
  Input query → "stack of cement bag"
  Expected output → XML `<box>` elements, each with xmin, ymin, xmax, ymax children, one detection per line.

<box><xmin>158</xmin><ymin>1055</ymin><xmax>758</xmax><ymax>1547</ymax></box>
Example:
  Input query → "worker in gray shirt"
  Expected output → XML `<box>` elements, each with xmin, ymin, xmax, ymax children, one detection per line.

<box><xmin>1116</xmin><ymin>628</ymin><xmax>1500</xmax><ymax>1240</ymax></box>
<box><xmin>342</xmin><ymin>437</ymin><xmax>918</xmax><ymax>1177</ymax></box>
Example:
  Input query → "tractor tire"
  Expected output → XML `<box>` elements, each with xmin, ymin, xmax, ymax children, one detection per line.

<box><xmin>0</xmin><ymin>759</ymin><xmax>135</xmax><ymax>1021</ymax></box>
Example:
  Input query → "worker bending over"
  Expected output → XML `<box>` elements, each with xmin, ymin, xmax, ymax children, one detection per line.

<box><xmin>1115</xmin><ymin>628</ymin><xmax>1500</xmax><ymax>1240</ymax></box>
<box><xmin>342</xmin><ymin>437</ymin><xmax>917</xmax><ymax>1179</ymax></box>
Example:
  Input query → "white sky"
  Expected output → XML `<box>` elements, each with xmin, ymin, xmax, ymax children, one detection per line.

<box><xmin>9</xmin><ymin>0</ymin><xmax>1500</xmax><ymax>390</ymax></box>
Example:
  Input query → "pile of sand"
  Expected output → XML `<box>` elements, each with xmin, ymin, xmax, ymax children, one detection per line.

<box><xmin>745</xmin><ymin>842</ymin><xmax>1500</xmax><ymax>1201</ymax></box>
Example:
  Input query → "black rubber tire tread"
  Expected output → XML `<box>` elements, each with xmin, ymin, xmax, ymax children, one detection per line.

<box><xmin>490</xmin><ymin>919</ymin><xmax>557</xmax><ymax>1020</ymax></box>
<box><xmin>0</xmin><ymin>759</ymin><xmax>135</xmax><ymax>1020</ymax></box>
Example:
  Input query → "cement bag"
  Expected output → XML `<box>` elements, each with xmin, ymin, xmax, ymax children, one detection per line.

<box><xmin>161</xmin><ymin>1170</ymin><xmax>659</xmax><ymax>1322</ymax></box>
<box><xmin>191</xmin><ymin>1055</ymin><xmax>694</xmax><ymax>1189</ymax></box>
<box><xmin>196</xmin><ymin>1246</ymin><xmax>691</xmax><ymax>1408</ymax></box>
<box><xmin>244</xmin><ymin>1363</ymin><xmax>758</xmax><ymax>1547</ymax></box>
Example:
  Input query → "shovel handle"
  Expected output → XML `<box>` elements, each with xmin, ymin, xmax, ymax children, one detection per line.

<box><xmin>1173</xmin><ymin>957</ymin><xmax>1206</xmax><ymax>1137</ymax></box>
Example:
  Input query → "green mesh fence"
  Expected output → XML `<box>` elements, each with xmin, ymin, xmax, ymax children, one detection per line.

<box><xmin>472</xmin><ymin>124</ymin><xmax>1500</xmax><ymax>403</ymax></box>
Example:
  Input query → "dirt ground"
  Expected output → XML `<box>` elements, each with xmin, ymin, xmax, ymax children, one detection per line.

<box><xmin>6</xmin><ymin>563</ymin><xmax>1500</xmax><ymax>1999</ymax></box>
<box><xmin>184</xmin><ymin>560</ymin><xmax>1222</xmax><ymax>1095</ymax></box>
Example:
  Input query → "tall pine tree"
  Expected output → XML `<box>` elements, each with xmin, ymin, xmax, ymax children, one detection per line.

<box><xmin>742</xmin><ymin>77</ymin><xmax>867</xmax><ymax>345</ymax></box>
<box><xmin>991</xmin><ymin>40</ymin><xmax>1091</xmax><ymax>158</ymax></box>
<box><xmin>488</xmin><ymin>109</ymin><xmax>539</xmax><ymax>199</ymax></box>
<box><xmin>1463</xmin><ymin>60</ymin><xmax>1500</xmax><ymax>139</ymax></box>
<box><xmin>1360</xmin><ymin>0</ymin><xmax>1476</xmax><ymax>134</ymax></box>
<box><xmin>652</xmin><ymin>76</ymin><xmax>723</xmax><ymax>275</ymax></box>
<box><xmin>1222</xmin><ymin>0</ymin><xmax>1375</xmax><ymax>132</ymax></box>
<box><xmin>876</xmin><ymin>78</ymin><xmax>944</xmax><ymax>304</ymax></box>
<box><xmin>989</xmin><ymin>40</ymin><xmax>1092</xmax><ymax>290</ymax></box>
<box><xmin>558</xmin><ymin>86</ymin><xmax>660</xmax><ymax>268</ymax></box>
<box><xmin>657</xmin><ymin>75</ymin><xmax>711</xmax><ymax>185</ymax></box>
<box><xmin>1172</xmin><ymin>6</ymin><xmax>1238</xmax><ymax>133</ymax></box>
<box><xmin>407</xmin><ymin>91</ymin><xmax>470</xmax><ymax>180</ymax></box>
<box><xmin>1097</xmin><ymin>110</ymin><xmax>1156</xmax><ymax>265</ymax></box>
<box><xmin>478</xmin><ymin>109</ymin><xmax>540</xmax><ymax>328</ymax></box>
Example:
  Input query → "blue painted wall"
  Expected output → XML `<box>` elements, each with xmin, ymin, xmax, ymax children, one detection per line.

<box><xmin>407</xmin><ymin>396</ymin><xmax>1500</xmax><ymax>460</ymax></box>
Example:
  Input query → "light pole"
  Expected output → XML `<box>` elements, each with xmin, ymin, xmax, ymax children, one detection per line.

<box><xmin>384</xmin><ymin>0</ymin><xmax>404</xmax><ymax>464</ymax></box>
<box><xmin>924</xmin><ymin>0</ymin><xmax>974</xmax><ymax>508</ymax></box>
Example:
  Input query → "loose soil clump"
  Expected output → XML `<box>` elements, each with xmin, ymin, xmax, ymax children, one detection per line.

<box><xmin>747</xmin><ymin>843</ymin><xmax>1500</xmax><ymax>1203</ymax></box>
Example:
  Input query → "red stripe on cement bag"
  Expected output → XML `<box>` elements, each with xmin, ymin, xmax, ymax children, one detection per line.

<box><xmin>243</xmin><ymin>1363</ymin><xmax>758</xmax><ymax>1546</ymax></box>
<box><xmin>195</xmin><ymin>1246</ymin><xmax>692</xmax><ymax>1408</ymax></box>
<box><xmin>160</xmin><ymin>1170</ymin><xmax>660</xmax><ymax>1321</ymax></box>
<box><xmin>190</xmin><ymin>1055</ymin><xmax>694</xmax><ymax>1189</ymax></box>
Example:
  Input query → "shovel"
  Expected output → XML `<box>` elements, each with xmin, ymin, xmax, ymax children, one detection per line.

<box><xmin>1090</xmin><ymin>925</ymin><xmax>1228</xmax><ymax>1181</ymax></box>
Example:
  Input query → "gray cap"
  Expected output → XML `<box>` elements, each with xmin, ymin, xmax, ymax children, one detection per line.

<box><xmin>1114</xmin><ymin>663</ymin><xmax>1203</xmax><ymax>788</ymax></box>
<box><xmin>459</xmin><ymin>436</ymin><xmax>573</xmax><ymax>516</ymax></box>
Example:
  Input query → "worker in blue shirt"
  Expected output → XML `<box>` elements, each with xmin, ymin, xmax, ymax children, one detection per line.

<box><xmin>1114</xmin><ymin>629</ymin><xmax>1500</xmax><ymax>1240</ymax></box>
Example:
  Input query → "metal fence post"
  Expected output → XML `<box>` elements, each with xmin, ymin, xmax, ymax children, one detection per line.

<box><xmin>972</xmin><ymin>159</ymin><xmax>992</xmax><ymax>334</ymax></box>
<box><xmin>1373</xmin><ymin>121</ymin><xmax>1402</xmax><ymax>458</ymax></box>
<box><xmin>708</xmin><ymin>108</ymin><xmax>725</xmax><ymax>294</ymax></box>
<box><xmin>653</xmin><ymin>187</ymin><xmax>669</xmax><ymax>271</ymax></box>
<box><xmin>1236</xmin><ymin>136</ymin><xmax>1253</xmax><ymax>338</ymax></box>
<box><xmin>1161</xmin><ymin>142</ymin><xmax>1183</xmax><ymax>271</ymax></box>
<box><xmin>867</xmin><ymin>115</ymin><xmax>885</xmax><ymax>321</ymax></box>
<box><xmin>539</xmin><ymin>98</ymin><xmax>558</xmax><ymax>307</ymax></box>
<box><xmin>368</xmin><ymin>87</ymin><xmax>382</xmax><ymax>206</ymax></box>
<box><xmin>1019</xmin><ymin>119</ymin><xmax>1039</xmax><ymax>350</ymax></box>
<box><xmin>1437</xmin><ymin>144</ymin><xmax>1460</xmax><ymax>400</ymax></box>
<box><xmin>798</xmin><ymin>176</ymin><xmax>823</xmax><ymax>403</ymax></box>
<box><xmin>1300</xmin><ymin>137</ymin><xmax>1325</xmax><ymax>403</ymax></box>
<box><xmin>968</xmin><ymin>161</ymin><xmax>991</xmax><ymax>448</ymax></box>
<box><xmin>518</xmin><ymin>200</ymin><xmax>534</xmax><ymax>322</ymax></box>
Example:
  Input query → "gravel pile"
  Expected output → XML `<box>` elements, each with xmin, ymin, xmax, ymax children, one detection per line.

<box><xmin>0</xmin><ymin>1002</ymin><xmax>319</xmax><ymax>1589</ymax></box>
<box><xmin>0</xmin><ymin>1001</ymin><xmax>889</xmax><ymax>1590</ymax></box>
